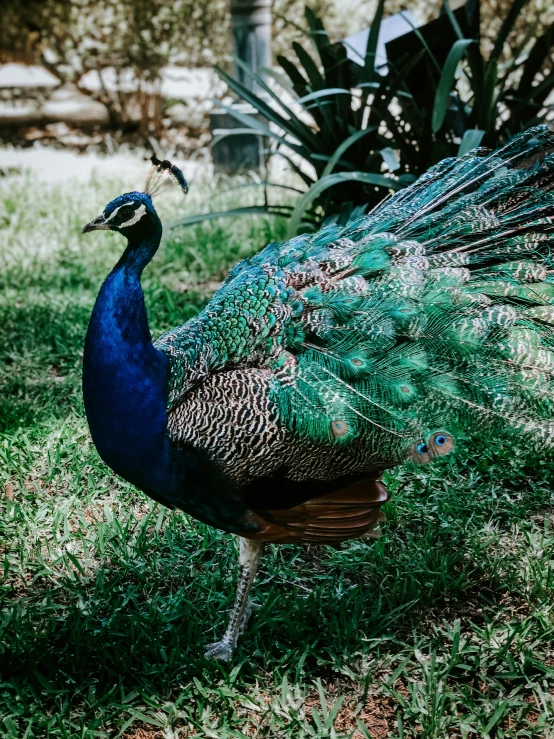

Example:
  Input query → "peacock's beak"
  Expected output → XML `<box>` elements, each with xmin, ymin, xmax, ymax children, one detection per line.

<box><xmin>82</xmin><ymin>214</ymin><xmax>110</xmax><ymax>233</ymax></box>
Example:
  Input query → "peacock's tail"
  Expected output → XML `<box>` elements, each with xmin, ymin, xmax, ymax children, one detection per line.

<box><xmin>159</xmin><ymin>126</ymin><xmax>554</xmax><ymax>470</ymax></box>
<box><xmin>279</xmin><ymin>126</ymin><xmax>554</xmax><ymax>464</ymax></box>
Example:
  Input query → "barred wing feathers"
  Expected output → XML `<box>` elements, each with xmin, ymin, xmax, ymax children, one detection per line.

<box><xmin>155</xmin><ymin>126</ymin><xmax>554</xmax><ymax>468</ymax></box>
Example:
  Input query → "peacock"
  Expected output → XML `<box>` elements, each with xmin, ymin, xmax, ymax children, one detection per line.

<box><xmin>83</xmin><ymin>128</ymin><xmax>554</xmax><ymax>662</ymax></box>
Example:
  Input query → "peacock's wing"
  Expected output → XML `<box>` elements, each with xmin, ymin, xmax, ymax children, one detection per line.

<box><xmin>156</xmin><ymin>126</ymin><xmax>554</xmax><ymax>470</ymax></box>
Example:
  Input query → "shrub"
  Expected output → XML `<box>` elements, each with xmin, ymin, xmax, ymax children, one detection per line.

<box><xmin>0</xmin><ymin>0</ymin><xmax>230</xmax><ymax>134</ymax></box>
<box><xmin>179</xmin><ymin>0</ymin><xmax>554</xmax><ymax>235</ymax></box>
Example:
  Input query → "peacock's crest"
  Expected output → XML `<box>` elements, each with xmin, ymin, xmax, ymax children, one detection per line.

<box><xmin>145</xmin><ymin>154</ymin><xmax>189</xmax><ymax>196</ymax></box>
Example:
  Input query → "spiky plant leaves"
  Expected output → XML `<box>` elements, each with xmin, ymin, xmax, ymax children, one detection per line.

<box><xmin>362</xmin><ymin>0</ymin><xmax>385</xmax><ymax>82</ymax></box>
<box><xmin>171</xmin><ymin>206</ymin><xmax>295</xmax><ymax>230</ymax></box>
<box><xmin>321</xmin><ymin>128</ymin><xmax>377</xmax><ymax>178</ymax></box>
<box><xmin>292</xmin><ymin>41</ymin><xmax>325</xmax><ymax>90</ymax></box>
<box><xmin>303</xmin><ymin>6</ymin><xmax>332</xmax><ymax>61</ymax></box>
<box><xmin>210</xmin><ymin>96</ymin><xmax>301</xmax><ymax>154</ymax></box>
<box><xmin>286</xmin><ymin>172</ymin><xmax>402</xmax><ymax>238</ymax></box>
<box><xmin>489</xmin><ymin>0</ymin><xmax>529</xmax><ymax>61</ymax></box>
<box><xmin>233</xmin><ymin>56</ymin><xmax>325</xmax><ymax>153</ymax></box>
<box><xmin>516</xmin><ymin>21</ymin><xmax>554</xmax><ymax>97</ymax></box>
<box><xmin>179</xmin><ymin>1</ymin><xmax>554</xmax><ymax>237</ymax></box>
<box><xmin>276</xmin><ymin>52</ymin><xmax>309</xmax><ymax>91</ymax></box>
<box><xmin>214</xmin><ymin>65</ymin><xmax>318</xmax><ymax>154</ymax></box>
<box><xmin>442</xmin><ymin>0</ymin><xmax>464</xmax><ymax>41</ymax></box>
<box><xmin>432</xmin><ymin>39</ymin><xmax>474</xmax><ymax>133</ymax></box>
<box><xmin>457</xmin><ymin>129</ymin><xmax>485</xmax><ymax>156</ymax></box>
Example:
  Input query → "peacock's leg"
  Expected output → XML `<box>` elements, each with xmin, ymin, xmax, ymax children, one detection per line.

<box><xmin>204</xmin><ymin>537</ymin><xmax>264</xmax><ymax>662</ymax></box>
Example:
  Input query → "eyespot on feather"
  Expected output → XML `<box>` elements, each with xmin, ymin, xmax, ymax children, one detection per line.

<box><xmin>411</xmin><ymin>441</ymin><xmax>430</xmax><ymax>464</ymax></box>
<box><xmin>331</xmin><ymin>420</ymin><xmax>349</xmax><ymax>438</ymax></box>
<box><xmin>343</xmin><ymin>353</ymin><xmax>371</xmax><ymax>376</ymax></box>
<box><xmin>427</xmin><ymin>431</ymin><xmax>455</xmax><ymax>457</ymax></box>
<box><xmin>410</xmin><ymin>431</ymin><xmax>454</xmax><ymax>464</ymax></box>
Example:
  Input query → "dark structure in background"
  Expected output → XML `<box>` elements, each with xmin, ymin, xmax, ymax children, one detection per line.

<box><xmin>230</xmin><ymin>0</ymin><xmax>272</xmax><ymax>91</ymax></box>
<box><xmin>210</xmin><ymin>0</ymin><xmax>271</xmax><ymax>173</ymax></box>
<box><xmin>386</xmin><ymin>0</ymin><xmax>480</xmax><ymax>157</ymax></box>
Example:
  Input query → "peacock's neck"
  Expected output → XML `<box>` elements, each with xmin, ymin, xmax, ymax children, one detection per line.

<box><xmin>114</xmin><ymin>223</ymin><xmax>162</xmax><ymax>276</ymax></box>
<box><xmin>82</xmin><ymin>222</ymin><xmax>253</xmax><ymax>533</ymax></box>
<box><xmin>83</xmin><ymin>224</ymin><xmax>173</xmax><ymax>494</ymax></box>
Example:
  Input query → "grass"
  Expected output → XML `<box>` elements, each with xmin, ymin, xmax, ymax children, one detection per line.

<box><xmin>1</xmin><ymin>172</ymin><xmax>554</xmax><ymax>738</ymax></box>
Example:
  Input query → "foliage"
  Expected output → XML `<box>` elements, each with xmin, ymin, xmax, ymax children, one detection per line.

<box><xmin>0</xmin><ymin>0</ymin><xmax>406</xmax><ymax>137</ymax></box>
<box><xmin>0</xmin><ymin>0</ymin><xmax>424</xmax><ymax>72</ymax></box>
<box><xmin>432</xmin><ymin>0</ymin><xmax>554</xmax><ymax>146</ymax></box>
<box><xmin>0</xmin><ymin>0</ymin><xmax>230</xmax><ymax>134</ymax></box>
<box><xmin>180</xmin><ymin>0</ymin><xmax>554</xmax><ymax>235</ymax></box>
<box><xmin>1</xmin><ymin>175</ymin><xmax>554</xmax><ymax>737</ymax></box>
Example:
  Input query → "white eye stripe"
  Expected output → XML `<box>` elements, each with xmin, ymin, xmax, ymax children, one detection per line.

<box><xmin>104</xmin><ymin>201</ymin><xmax>137</xmax><ymax>223</ymax></box>
<box><xmin>118</xmin><ymin>203</ymin><xmax>147</xmax><ymax>228</ymax></box>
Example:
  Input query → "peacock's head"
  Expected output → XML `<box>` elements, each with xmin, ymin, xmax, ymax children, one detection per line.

<box><xmin>82</xmin><ymin>156</ymin><xmax>188</xmax><ymax>239</ymax></box>
<box><xmin>82</xmin><ymin>192</ymin><xmax>158</xmax><ymax>238</ymax></box>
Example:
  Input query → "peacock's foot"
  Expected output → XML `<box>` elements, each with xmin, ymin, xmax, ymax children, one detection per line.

<box><xmin>205</xmin><ymin>539</ymin><xmax>264</xmax><ymax>663</ymax></box>
<box><xmin>204</xmin><ymin>638</ymin><xmax>235</xmax><ymax>662</ymax></box>
<box><xmin>238</xmin><ymin>599</ymin><xmax>260</xmax><ymax>636</ymax></box>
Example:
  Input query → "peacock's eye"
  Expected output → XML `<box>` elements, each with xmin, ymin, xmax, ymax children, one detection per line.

<box><xmin>119</xmin><ymin>206</ymin><xmax>134</xmax><ymax>219</ymax></box>
<box><xmin>434</xmin><ymin>434</ymin><xmax>447</xmax><ymax>446</ymax></box>
<box><xmin>416</xmin><ymin>442</ymin><xmax>428</xmax><ymax>454</ymax></box>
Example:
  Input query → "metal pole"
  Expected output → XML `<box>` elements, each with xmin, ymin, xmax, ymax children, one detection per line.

<box><xmin>210</xmin><ymin>0</ymin><xmax>271</xmax><ymax>171</ymax></box>
<box><xmin>229</xmin><ymin>0</ymin><xmax>272</xmax><ymax>91</ymax></box>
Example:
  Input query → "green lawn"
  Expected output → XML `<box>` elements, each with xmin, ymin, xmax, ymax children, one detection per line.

<box><xmin>1</xmin><ymin>174</ymin><xmax>554</xmax><ymax>739</ymax></box>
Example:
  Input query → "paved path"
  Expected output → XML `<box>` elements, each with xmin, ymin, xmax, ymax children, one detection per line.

<box><xmin>0</xmin><ymin>146</ymin><xmax>210</xmax><ymax>184</ymax></box>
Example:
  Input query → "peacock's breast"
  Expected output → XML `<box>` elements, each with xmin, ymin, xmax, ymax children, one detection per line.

<box><xmin>83</xmin><ymin>267</ymin><xmax>174</xmax><ymax>495</ymax></box>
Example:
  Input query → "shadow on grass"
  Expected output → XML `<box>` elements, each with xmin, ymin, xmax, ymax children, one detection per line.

<box><xmin>3</xmin><ymin>453</ymin><xmax>552</xmax><ymax>694</ymax></box>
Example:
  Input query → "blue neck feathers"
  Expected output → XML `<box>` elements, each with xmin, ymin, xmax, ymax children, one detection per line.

<box><xmin>82</xmin><ymin>219</ymin><xmax>173</xmax><ymax>495</ymax></box>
